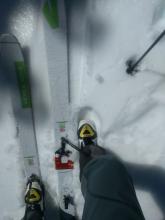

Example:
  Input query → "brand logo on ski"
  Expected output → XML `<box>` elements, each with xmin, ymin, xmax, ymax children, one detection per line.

<box><xmin>59</xmin><ymin>122</ymin><xmax>66</xmax><ymax>132</ymax></box>
<box><xmin>55</xmin><ymin>138</ymin><xmax>74</xmax><ymax>170</ymax></box>
<box><xmin>79</xmin><ymin>124</ymin><xmax>96</xmax><ymax>138</ymax></box>
<box><xmin>15</xmin><ymin>61</ymin><xmax>32</xmax><ymax>108</ymax></box>
<box><xmin>43</xmin><ymin>0</ymin><xmax>59</xmax><ymax>29</ymax></box>
<box><xmin>55</xmin><ymin>153</ymin><xmax>74</xmax><ymax>170</ymax></box>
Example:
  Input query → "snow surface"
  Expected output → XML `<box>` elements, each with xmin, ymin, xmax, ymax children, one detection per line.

<box><xmin>0</xmin><ymin>0</ymin><xmax>165</xmax><ymax>219</ymax></box>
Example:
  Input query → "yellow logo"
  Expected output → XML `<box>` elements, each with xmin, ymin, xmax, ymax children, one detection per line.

<box><xmin>26</xmin><ymin>189</ymin><xmax>41</xmax><ymax>203</ymax></box>
<box><xmin>79</xmin><ymin>124</ymin><xmax>95</xmax><ymax>138</ymax></box>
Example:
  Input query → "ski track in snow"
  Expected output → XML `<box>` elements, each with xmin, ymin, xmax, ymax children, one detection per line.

<box><xmin>0</xmin><ymin>0</ymin><xmax>165</xmax><ymax>219</ymax></box>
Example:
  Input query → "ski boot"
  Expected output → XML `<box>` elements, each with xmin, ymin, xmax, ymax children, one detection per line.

<box><xmin>78</xmin><ymin>120</ymin><xmax>97</xmax><ymax>148</ymax></box>
<box><xmin>23</xmin><ymin>174</ymin><xmax>44</xmax><ymax>220</ymax></box>
<box><xmin>78</xmin><ymin>120</ymin><xmax>106</xmax><ymax>179</ymax></box>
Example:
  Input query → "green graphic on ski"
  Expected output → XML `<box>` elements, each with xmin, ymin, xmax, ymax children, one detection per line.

<box><xmin>43</xmin><ymin>0</ymin><xmax>59</xmax><ymax>28</ymax></box>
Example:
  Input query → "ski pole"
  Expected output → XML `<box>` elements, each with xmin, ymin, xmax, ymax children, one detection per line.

<box><xmin>61</xmin><ymin>137</ymin><xmax>90</xmax><ymax>156</ymax></box>
<box><xmin>126</xmin><ymin>29</ymin><xmax>165</xmax><ymax>75</ymax></box>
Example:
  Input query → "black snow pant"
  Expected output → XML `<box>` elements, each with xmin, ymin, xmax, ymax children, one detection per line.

<box><xmin>81</xmin><ymin>155</ymin><xmax>145</xmax><ymax>220</ymax></box>
<box><xmin>23</xmin><ymin>155</ymin><xmax>145</xmax><ymax>220</ymax></box>
<box><xmin>23</xmin><ymin>205</ymin><xmax>43</xmax><ymax>220</ymax></box>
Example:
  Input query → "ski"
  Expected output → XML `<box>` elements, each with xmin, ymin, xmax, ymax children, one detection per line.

<box><xmin>43</xmin><ymin>0</ymin><xmax>76</xmax><ymax>219</ymax></box>
<box><xmin>0</xmin><ymin>34</ymin><xmax>45</xmax><ymax>219</ymax></box>
<box><xmin>0</xmin><ymin>33</ymin><xmax>41</xmax><ymax>178</ymax></box>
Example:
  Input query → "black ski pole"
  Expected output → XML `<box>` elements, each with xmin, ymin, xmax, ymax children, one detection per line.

<box><xmin>126</xmin><ymin>29</ymin><xmax>165</xmax><ymax>75</ymax></box>
<box><xmin>61</xmin><ymin>137</ymin><xmax>90</xmax><ymax>156</ymax></box>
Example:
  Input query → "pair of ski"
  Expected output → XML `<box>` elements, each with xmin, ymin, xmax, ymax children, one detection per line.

<box><xmin>0</xmin><ymin>1</ymin><xmax>75</xmax><ymax>220</ymax></box>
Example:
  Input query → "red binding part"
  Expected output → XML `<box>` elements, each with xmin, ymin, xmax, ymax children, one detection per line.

<box><xmin>55</xmin><ymin>154</ymin><xmax>74</xmax><ymax>170</ymax></box>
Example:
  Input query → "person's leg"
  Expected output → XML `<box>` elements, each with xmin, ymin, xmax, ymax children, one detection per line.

<box><xmin>22</xmin><ymin>174</ymin><xmax>44</xmax><ymax>220</ymax></box>
<box><xmin>23</xmin><ymin>205</ymin><xmax>43</xmax><ymax>220</ymax></box>
<box><xmin>78</xmin><ymin>120</ymin><xmax>145</xmax><ymax>220</ymax></box>
<box><xmin>81</xmin><ymin>153</ymin><xmax>145</xmax><ymax>220</ymax></box>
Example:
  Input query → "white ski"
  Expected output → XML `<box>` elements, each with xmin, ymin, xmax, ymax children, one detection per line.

<box><xmin>42</xmin><ymin>0</ymin><xmax>76</xmax><ymax>219</ymax></box>
<box><xmin>0</xmin><ymin>34</ymin><xmax>41</xmax><ymax>178</ymax></box>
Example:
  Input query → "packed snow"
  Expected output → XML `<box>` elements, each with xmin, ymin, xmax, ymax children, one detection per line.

<box><xmin>0</xmin><ymin>0</ymin><xmax>165</xmax><ymax>219</ymax></box>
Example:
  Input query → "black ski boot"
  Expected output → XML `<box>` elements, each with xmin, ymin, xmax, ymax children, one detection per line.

<box><xmin>23</xmin><ymin>174</ymin><xmax>44</xmax><ymax>220</ymax></box>
<box><xmin>78</xmin><ymin>120</ymin><xmax>106</xmax><ymax>180</ymax></box>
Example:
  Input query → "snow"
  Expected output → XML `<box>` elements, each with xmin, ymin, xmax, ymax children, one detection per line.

<box><xmin>0</xmin><ymin>0</ymin><xmax>165</xmax><ymax>219</ymax></box>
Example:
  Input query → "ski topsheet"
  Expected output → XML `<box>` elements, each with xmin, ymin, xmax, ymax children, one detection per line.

<box><xmin>43</xmin><ymin>0</ymin><xmax>76</xmax><ymax>219</ymax></box>
<box><xmin>0</xmin><ymin>34</ymin><xmax>41</xmax><ymax>178</ymax></box>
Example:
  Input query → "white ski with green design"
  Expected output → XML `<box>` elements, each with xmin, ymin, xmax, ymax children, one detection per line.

<box><xmin>42</xmin><ymin>0</ymin><xmax>76</xmax><ymax>219</ymax></box>
<box><xmin>0</xmin><ymin>33</ymin><xmax>41</xmax><ymax>179</ymax></box>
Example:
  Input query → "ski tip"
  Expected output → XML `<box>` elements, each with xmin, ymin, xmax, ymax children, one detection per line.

<box><xmin>0</xmin><ymin>33</ymin><xmax>19</xmax><ymax>44</ymax></box>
